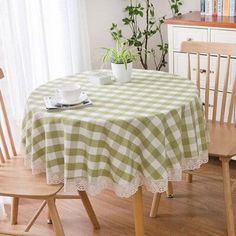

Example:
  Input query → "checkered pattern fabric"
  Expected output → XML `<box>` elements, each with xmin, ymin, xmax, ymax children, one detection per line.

<box><xmin>22</xmin><ymin>69</ymin><xmax>208</xmax><ymax>197</ymax></box>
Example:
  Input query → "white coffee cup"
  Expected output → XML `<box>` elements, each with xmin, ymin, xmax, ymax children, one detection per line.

<box><xmin>57</xmin><ymin>84</ymin><xmax>81</xmax><ymax>104</ymax></box>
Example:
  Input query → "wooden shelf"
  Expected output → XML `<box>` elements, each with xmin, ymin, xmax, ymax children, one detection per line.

<box><xmin>165</xmin><ymin>11</ymin><xmax>236</xmax><ymax>29</ymax></box>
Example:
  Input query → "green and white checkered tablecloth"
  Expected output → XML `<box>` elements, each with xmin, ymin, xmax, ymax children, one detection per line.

<box><xmin>22</xmin><ymin>69</ymin><xmax>208</xmax><ymax>197</ymax></box>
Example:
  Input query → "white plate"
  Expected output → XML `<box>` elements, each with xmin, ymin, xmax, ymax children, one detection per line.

<box><xmin>59</xmin><ymin>92</ymin><xmax>88</xmax><ymax>105</ymax></box>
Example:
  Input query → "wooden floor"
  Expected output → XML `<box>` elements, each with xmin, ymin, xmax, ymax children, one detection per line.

<box><xmin>1</xmin><ymin>158</ymin><xmax>236</xmax><ymax>236</ymax></box>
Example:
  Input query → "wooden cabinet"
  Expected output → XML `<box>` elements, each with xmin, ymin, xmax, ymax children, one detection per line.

<box><xmin>166</xmin><ymin>11</ymin><xmax>236</xmax><ymax>122</ymax></box>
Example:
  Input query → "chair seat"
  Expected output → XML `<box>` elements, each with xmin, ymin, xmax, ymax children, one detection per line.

<box><xmin>0</xmin><ymin>157</ymin><xmax>63</xmax><ymax>198</ymax></box>
<box><xmin>208</xmin><ymin>121</ymin><xmax>236</xmax><ymax>158</ymax></box>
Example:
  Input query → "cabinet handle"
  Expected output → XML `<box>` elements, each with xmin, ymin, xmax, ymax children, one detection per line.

<box><xmin>202</xmin><ymin>102</ymin><xmax>214</xmax><ymax>108</ymax></box>
<box><xmin>193</xmin><ymin>68</ymin><xmax>214</xmax><ymax>74</ymax></box>
<box><xmin>187</xmin><ymin>38</ymin><xmax>193</xmax><ymax>41</ymax></box>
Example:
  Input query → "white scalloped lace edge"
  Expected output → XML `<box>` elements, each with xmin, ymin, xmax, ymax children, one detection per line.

<box><xmin>24</xmin><ymin>150</ymin><xmax>208</xmax><ymax>198</ymax></box>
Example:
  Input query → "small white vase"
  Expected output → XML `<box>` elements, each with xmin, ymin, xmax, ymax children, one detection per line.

<box><xmin>111</xmin><ymin>62</ymin><xmax>132</xmax><ymax>83</ymax></box>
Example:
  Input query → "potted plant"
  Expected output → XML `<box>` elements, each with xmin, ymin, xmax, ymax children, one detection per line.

<box><xmin>102</xmin><ymin>35</ymin><xmax>136</xmax><ymax>83</ymax></box>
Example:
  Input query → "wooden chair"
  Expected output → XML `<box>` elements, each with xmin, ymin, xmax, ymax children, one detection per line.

<box><xmin>0</xmin><ymin>68</ymin><xmax>99</xmax><ymax>235</ymax></box>
<box><xmin>0</xmin><ymin>68</ymin><xmax>65</xmax><ymax>235</ymax></box>
<box><xmin>150</xmin><ymin>41</ymin><xmax>236</xmax><ymax>236</ymax></box>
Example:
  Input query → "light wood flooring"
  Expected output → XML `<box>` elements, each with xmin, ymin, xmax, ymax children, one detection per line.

<box><xmin>1</xmin><ymin>158</ymin><xmax>236</xmax><ymax>236</ymax></box>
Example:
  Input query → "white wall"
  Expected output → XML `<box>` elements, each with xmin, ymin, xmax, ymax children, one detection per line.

<box><xmin>86</xmin><ymin>0</ymin><xmax>200</xmax><ymax>70</ymax></box>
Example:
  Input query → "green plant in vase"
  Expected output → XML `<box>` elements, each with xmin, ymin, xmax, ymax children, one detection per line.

<box><xmin>102</xmin><ymin>35</ymin><xmax>137</xmax><ymax>83</ymax></box>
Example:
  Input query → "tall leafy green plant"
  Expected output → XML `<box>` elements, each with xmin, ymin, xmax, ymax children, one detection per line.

<box><xmin>110</xmin><ymin>0</ymin><xmax>182</xmax><ymax>71</ymax></box>
<box><xmin>169</xmin><ymin>0</ymin><xmax>183</xmax><ymax>16</ymax></box>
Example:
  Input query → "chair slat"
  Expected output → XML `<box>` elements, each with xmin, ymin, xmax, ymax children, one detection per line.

<box><xmin>0</xmin><ymin>69</ymin><xmax>4</xmax><ymax>79</ymax></box>
<box><xmin>187</xmin><ymin>53</ymin><xmax>191</xmax><ymax>80</ymax></box>
<box><xmin>220</xmin><ymin>56</ymin><xmax>231</xmax><ymax>124</ymax></box>
<box><xmin>0</xmin><ymin>147</ymin><xmax>5</xmax><ymax>163</ymax></box>
<box><xmin>181</xmin><ymin>41</ymin><xmax>236</xmax><ymax>124</ymax></box>
<box><xmin>0</xmin><ymin>90</ymin><xmax>17</xmax><ymax>156</ymax></box>
<box><xmin>228</xmin><ymin>76</ymin><xmax>236</xmax><ymax>124</ymax></box>
<box><xmin>0</xmin><ymin>120</ymin><xmax>10</xmax><ymax>159</ymax></box>
<box><xmin>0</xmin><ymin>68</ymin><xmax>17</xmax><ymax>156</ymax></box>
<box><xmin>234</xmin><ymin>94</ymin><xmax>236</xmax><ymax>127</ymax></box>
<box><xmin>196</xmin><ymin>53</ymin><xmax>200</xmax><ymax>94</ymax></box>
<box><xmin>212</xmin><ymin>54</ymin><xmax>221</xmax><ymax>122</ymax></box>
<box><xmin>205</xmin><ymin>53</ymin><xmax>210</xmax><ymax>121</ymax></box>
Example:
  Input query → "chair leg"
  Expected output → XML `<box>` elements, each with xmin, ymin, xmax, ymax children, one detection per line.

<box><xmin>220</xmin><ymin>157</ymin><xmax>235</xmax><ymax>236</ymax></box>
<box><xmin>166</xmin><ymin>181</ymin><xmax>174</xmax><ymax>198</ymax></box>
<box><xmin>47</xmin><ymin>199</ymin><xmax>54</xmax><ymax>225</ymax></box>
<box><xmin>78</xmin><ymin>191</ymin><xmax>100</xmax><ymax>230</ymax></box>
<box><xmin>150</xmin><ymin>193</ymin><xmax>161</xmax><ymax>218</ymax></box>
<box><xmin>11</xmin><ymin>197</ymin><xmax>19</xmax><ymax>225</ymax></box>
<box><xmin>47</xmin><ymin>198</ymin><xmax>65</xmax><ymax>236</ymax></box>
<box><xmin>47</xmin><ymin>207</ymin><xmax>52</xmax><ymax>224</ymax></box>
<box><xmin>186</xmin><ymin>173</ymin><xmax>193</xmax><ymax>183</ymax></box>
<box><xmin>25</xmin><ymin>200</ymin><xmax>47</xmax><ymax>232</ymax></box>
<box><xmin>133</xmin><ymin>186</ymin><xmax>144</xmax><ymax>236</ymax></box>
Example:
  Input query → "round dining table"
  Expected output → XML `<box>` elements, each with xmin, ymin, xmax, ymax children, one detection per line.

<box><xmin>22</xmin><ymin>69</ymin><xmax>208</xmax><ymax>236</ymax></box>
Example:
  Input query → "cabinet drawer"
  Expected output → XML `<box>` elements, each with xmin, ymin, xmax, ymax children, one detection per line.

<box><xmin>173</xmin><ymin>27</ymin><xmax>208</xmax><ymax>51</ymax></box>
<box><xmin>211</xmin><ymin>29</ymin><xmax>236</xmax><ymax>44</ymax></box>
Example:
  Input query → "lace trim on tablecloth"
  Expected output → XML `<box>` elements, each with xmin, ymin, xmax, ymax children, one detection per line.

<box><xmin>24</xmin><ymin>150</ymin><xmax>208</xmax><ymax>198</ymax></box>
<box><xmin>24</xmin><ymin>154</ymin><xmax>46</xmax><ymax>175</ymax></box>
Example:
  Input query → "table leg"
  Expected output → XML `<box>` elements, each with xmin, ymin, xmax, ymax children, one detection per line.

<box><xmin>133</xmin><ymin>186</ymin><xmax>144</xmax><ymax>236</ymax></box>
<box><xmin>166</xmin><ymin>181</ymin><xmax>174</xmax><ymax>198</ymax></box>
<box><xmin>150</xmin><ymin>193</ymin><xmax>161</xmax><ymax>217</ymax></box>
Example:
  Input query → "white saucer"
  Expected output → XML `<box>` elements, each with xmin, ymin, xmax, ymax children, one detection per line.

<box><xmin>59</xmin><ymin>92</ymin><xmax>88</xmax><ymax>105</ymax></box>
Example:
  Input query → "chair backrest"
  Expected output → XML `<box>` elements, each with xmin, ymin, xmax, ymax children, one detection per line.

<box><xmin>0</xmin><ymin>147</ymin><xmax>5</xmax><ymax>163</ymax></box>
<box><xmin>181</xmin><ymin>41</ymin><xmax>236</xmax><ymax>124</ymax></box>
<box><xmin>0</xmin><ymin>68</ymin><xmax>17</xmax><ymax>161</ymax></box>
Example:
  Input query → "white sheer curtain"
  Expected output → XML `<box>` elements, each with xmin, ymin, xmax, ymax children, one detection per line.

<box><xmin>0</xmin><ymin>0</ymin><xmax>91</xmax><ymax>220</ymax></box>
<box><xmin>0</xmin><ymin>0</ymin><xmax>91</xmax><ymax>123</ymax></box>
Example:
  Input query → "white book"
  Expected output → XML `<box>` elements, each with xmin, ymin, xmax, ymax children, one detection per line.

<box><xmin>205</xmin><ymin>0</ymin><xmax>213</xmax><ymax>15</ymax></box>
<box><xmin>230</xmin><ymin>0</ymin><xmax>236</xmax><ymax>16</ymax></box>
<box><xmin>218</xmin><ymin>0</ymin><xmax>223</xmax><ymax>15</ymax></box>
